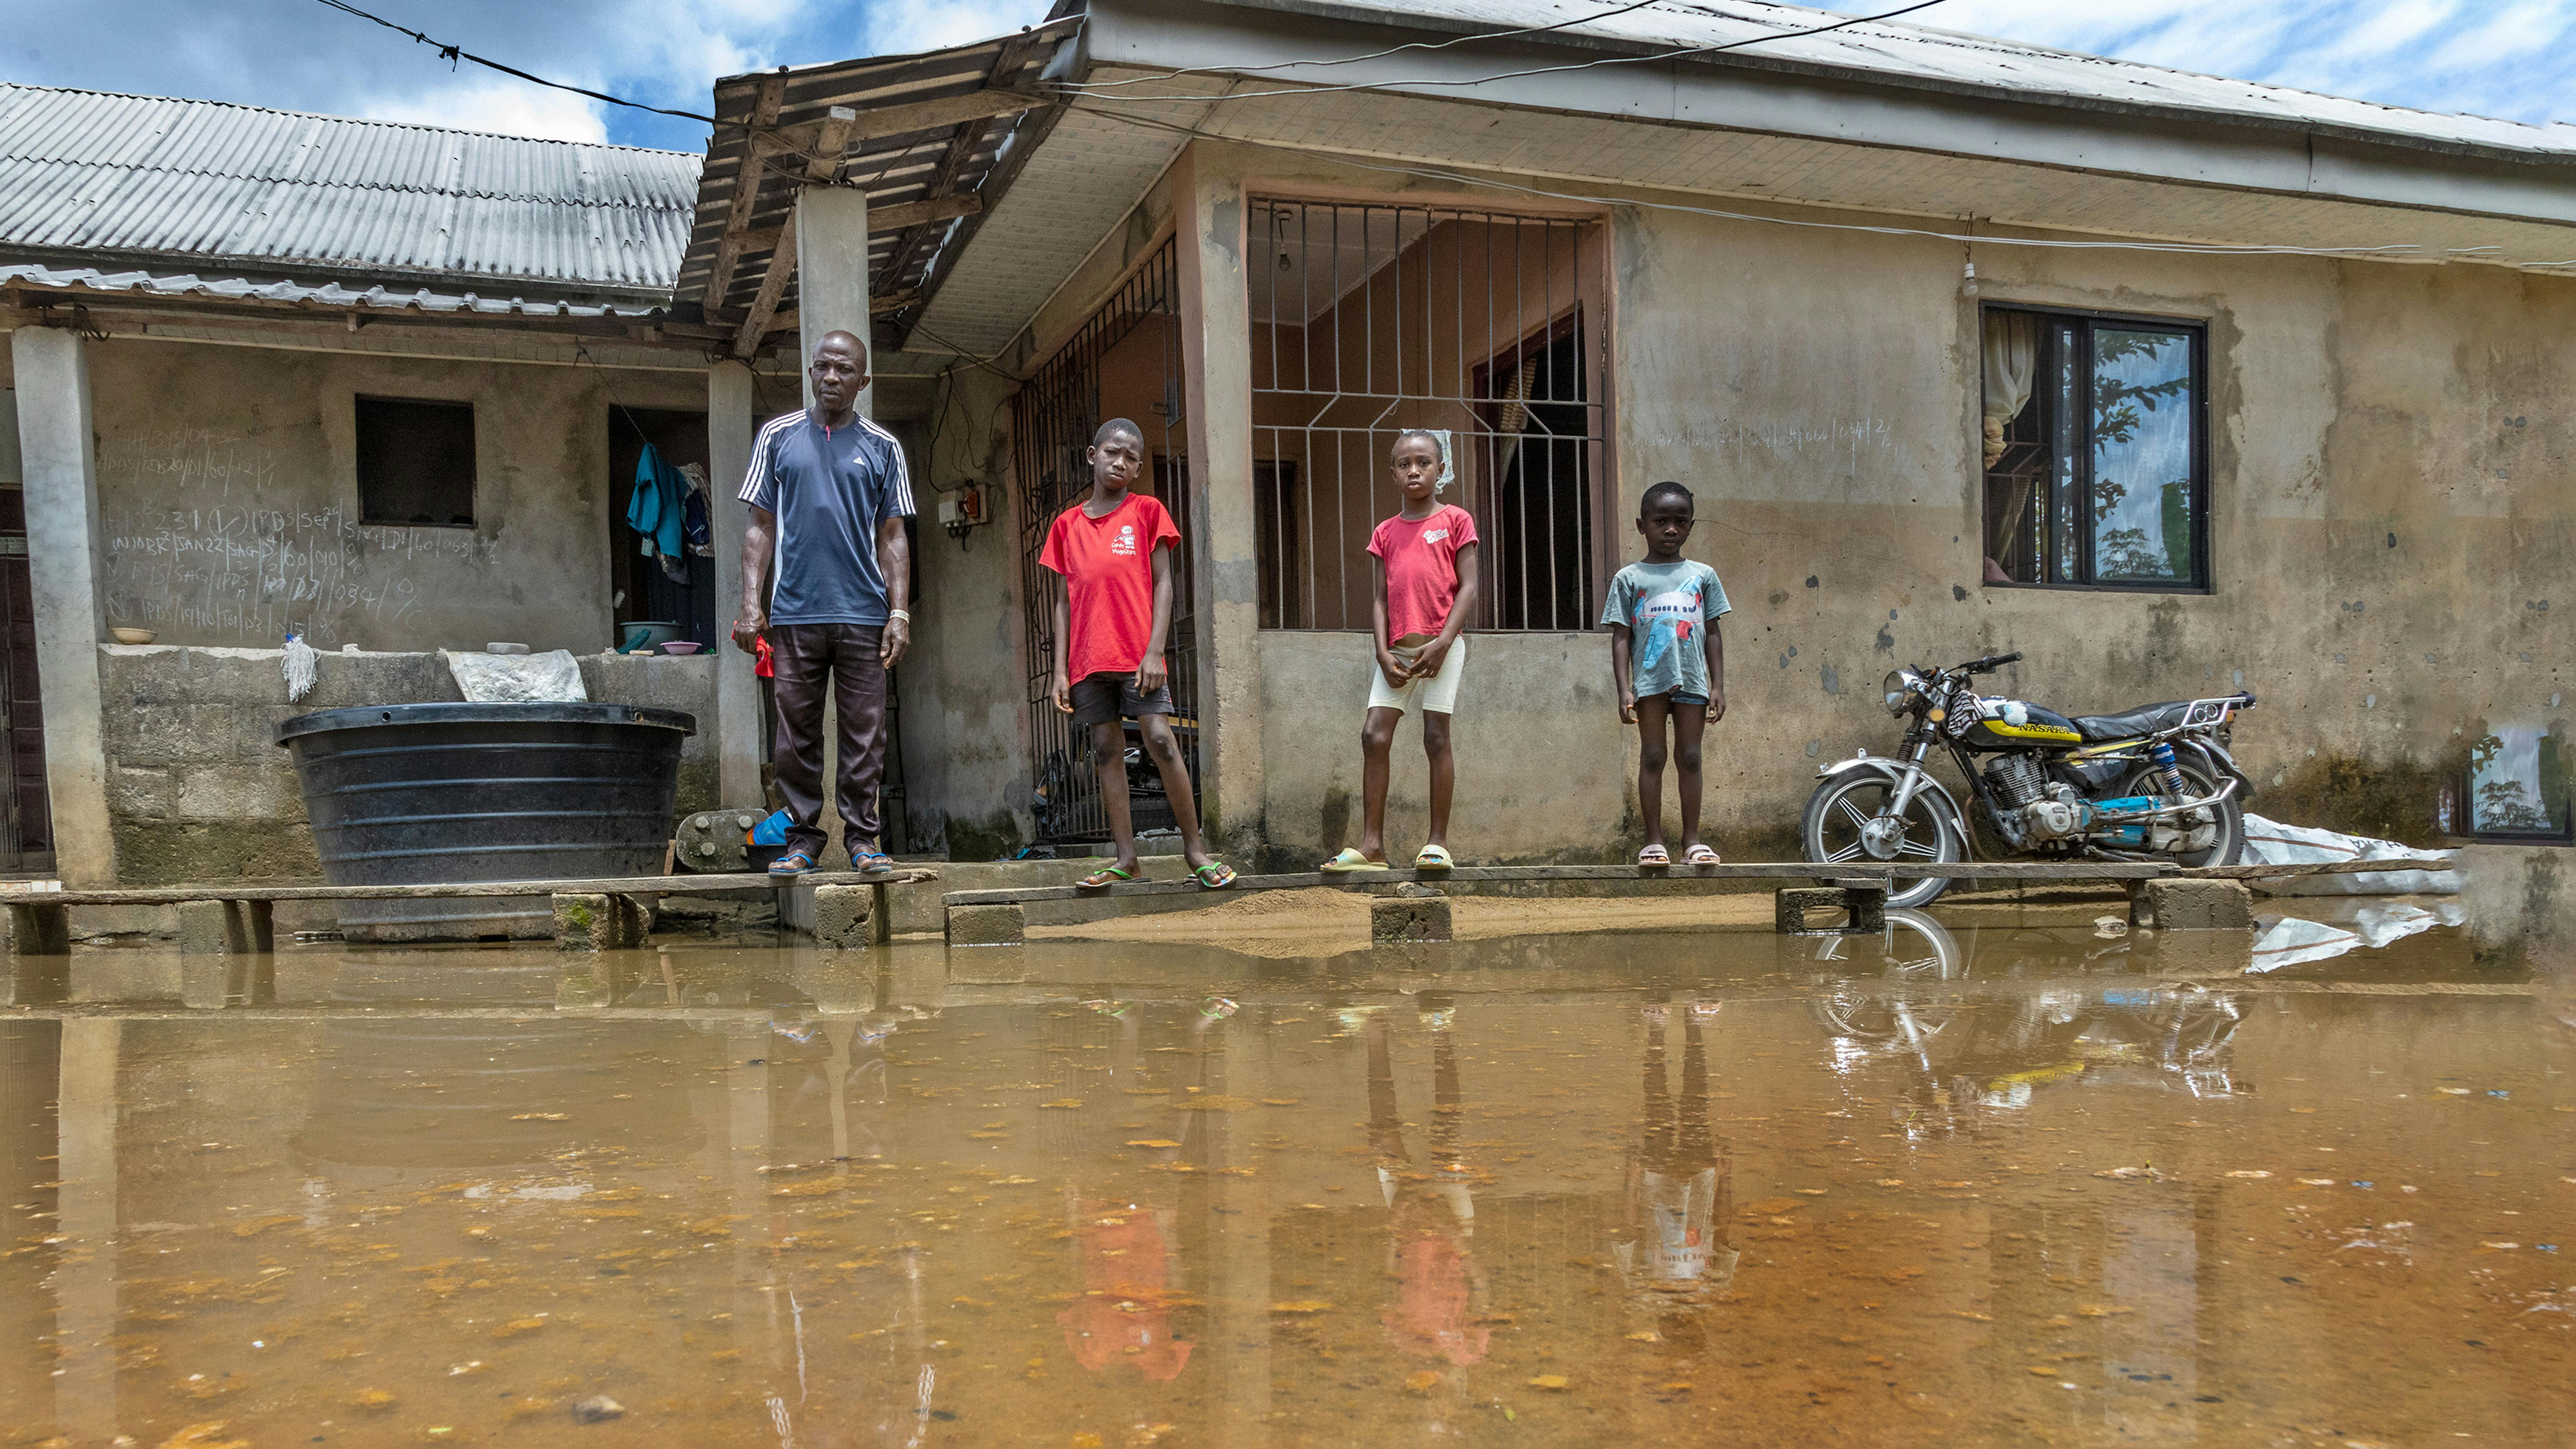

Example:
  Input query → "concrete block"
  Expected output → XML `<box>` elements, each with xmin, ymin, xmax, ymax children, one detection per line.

<box><xmin>811</xmin><ymin>884</ymin><xmax>880</xmax><ymax>950</ymax></box>
<box><xmin>1371</xmin><ymin>895</ymin><xmax>1452</xmax><ymax>944</ymax></box>
<box><xmin>2131</xmin><ymin>878</ymin><xmax>2253</xmax><ymax>931</ymax></box>
<box><xmin>1776</xmin><ymin>880</ymin><xmax>1886</xmax><ymax>935</ymax></box>
<box><xmin>176</xmin><ymin>901</ymin><xmax>274</xmax><ymax>1009</ymax></box>
<box><xmin>553</xmin><ymin>893</ymin><xmax>647</xmax><ymax>951</ymax></box>
<box><xmin>175</xmin><ymin>899</ymin><xmax>245</xmax><ymax>955</ymax></box>
<box><xmin>177</xmin><ymin>765</ymin><xmax>293</xmax><ymax>820</ymax></box>
<box><xmin>107</xmin><ymin>766</ymin><xmax>177</xmax><ymax>818</ymax></box>
<box><xmin>886</xmin><ymin>856</ymin><xmax>1186</xmax><ymax>935</ymax></box>
<box><xmin>947</xmin><ymin>902</ymin><xmax>1025</xmax><ymax>947</ymax></box>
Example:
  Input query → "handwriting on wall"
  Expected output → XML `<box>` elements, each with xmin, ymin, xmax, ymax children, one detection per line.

<box><xmin>1655</xmin><ymin>417</ymin><xmax>1895</xmax><ymax>467</ymax></box>
<box><xmin>99</xmin><ymin>425</ymin><xmax>496</xmax><ymax>644</ymax></box>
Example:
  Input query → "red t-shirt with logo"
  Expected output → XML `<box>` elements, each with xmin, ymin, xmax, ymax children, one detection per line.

<box><xmin>1039</xmin><ymin>491</ymin><xmax>1181</xmax><ymax>681</ymax></box>
<box><xmin>1368</xmin><ymin>503</ymin><xmax>1480</xmax><ymax>641</ymax></box>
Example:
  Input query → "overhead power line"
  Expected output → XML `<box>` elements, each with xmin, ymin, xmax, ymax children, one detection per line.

<box><xmin>314</xmin><ymin>0</ymin><xmax>722</xmax><ymax>126</ymax></box>
<box><xmin>1059</xmin><ymin>0</ymin><xmax>1958</xmax><ymax>104</ymax></box>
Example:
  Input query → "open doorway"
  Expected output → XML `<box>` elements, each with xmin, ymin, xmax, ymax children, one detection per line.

<box><xmin>0</xmin><ymin>487</ymin><xmax>49</xmax><ymax>874</ymax></box>
<box><xmin>606</xmin><ymin>407</ymin><xmax>717</xmax><ymax>652</ymax></box>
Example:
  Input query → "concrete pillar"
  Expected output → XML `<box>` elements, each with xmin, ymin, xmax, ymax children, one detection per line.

<box><xmin>708</xmin><ymin>364</ymin><xmax>763</xmax><ymax>809</ymax></box>
<box><xmin>10</xmin><ymin>328</ymin><xmax>115</xmax><ymax>887</ymax></box>
<box><xmin>1173</xmin><ymin>145</ymin><xmax>1261</xmax><ymax>860</ymax></box>
<box><xmin>795</xmin><ymin>182</ymin><xmax>873</xmax><ymax>419</ymax></box>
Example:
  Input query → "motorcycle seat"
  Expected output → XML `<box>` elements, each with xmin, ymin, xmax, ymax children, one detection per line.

<box><xmin>2071</xmin><ymin>700</ymin><xmax>2195</xmax><ymax>742</ymax></box>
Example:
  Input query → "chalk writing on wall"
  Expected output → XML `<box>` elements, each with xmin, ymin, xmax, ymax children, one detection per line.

<box><xmin>99</xmin><ymin>425</ymin><xmax>496</xmax><ymax>644</ymax></box>
<box><xmin>1654</xmin><ymin>417</ymin><xmax>1895</xmax><ymax>466</ymax></box>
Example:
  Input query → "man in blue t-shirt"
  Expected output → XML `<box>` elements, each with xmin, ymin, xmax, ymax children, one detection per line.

<box><xmin>731</xmin><ymin>330</ymin><xmax>916</xmax><ymax>876</ymax></box>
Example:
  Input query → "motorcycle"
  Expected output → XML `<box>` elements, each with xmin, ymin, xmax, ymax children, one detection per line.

<box><xmin>1801</xmin><ymin>650</ymin><xmax>2254</xmax><ymax>908</ymax></box>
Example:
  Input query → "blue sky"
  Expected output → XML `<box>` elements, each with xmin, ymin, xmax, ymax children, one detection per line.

<box><xmin>3</xmin><ymin>1</ymin><xmax>2568</xmax><ymax>153</ymax></box>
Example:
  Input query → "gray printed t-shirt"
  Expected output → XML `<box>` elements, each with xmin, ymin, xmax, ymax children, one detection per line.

<box><xmin>738</xmin><ymin>412</ymin><xmax>917</xmax><ymax>626</ymax></box>
<box><xmin>1600</xmin><ymin>559</ymin><xmax>1730</xmax><ymax>700</ymax></box>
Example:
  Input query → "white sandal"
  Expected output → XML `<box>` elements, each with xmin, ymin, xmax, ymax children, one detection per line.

<box><xmin>1320</xmin><ymin>847</ymin><xmax>1390</xmax><ymax>874</ymax></box>
<box><xmin>1415</xmin><ymin>845</ymin><xmax>1454</xmax><ymax>870</ymax></box>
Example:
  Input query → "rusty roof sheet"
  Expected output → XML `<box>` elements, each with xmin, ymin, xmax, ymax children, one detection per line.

<box><xmin>0</xmin><ymin>83</ymin><xmax>700</xmax><ymax>299</ymax></box>
<box><xmin>0</xmin><ymin>264</ymin><xmax>665</xmax><ymax>318</ymax></box>
<box><xmin>675</xmin><ymin>14</ymin><xmax>1083</xmax><ymax>346</ymax></box>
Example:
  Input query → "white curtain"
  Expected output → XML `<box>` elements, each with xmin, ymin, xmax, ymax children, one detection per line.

<box><xmin>1981</xmin><ymin>311</ymin><xmax>2039</xmax><ymax>468</ymax></box>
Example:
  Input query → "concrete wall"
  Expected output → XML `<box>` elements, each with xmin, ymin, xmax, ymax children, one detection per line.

<box><xmin>1121</xmin><ymin>140</ymin><xmax>2575</xmax><ymax>861</ymax></box>
<box><xmin>60</xmin><ymin>338</ymin><xmax>707</xmax><ymax>653</ymax></box>
<box><xmin>100</xmin><ymin>644</ymin><xmax>715</xmax><ymax>886</ymax></box>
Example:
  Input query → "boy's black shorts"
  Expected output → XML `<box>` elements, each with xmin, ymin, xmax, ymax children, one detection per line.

<box><xmin>1071</xmin><ymin>671</ymin><xmax>1173</xmax><ymax>727</ymax></box>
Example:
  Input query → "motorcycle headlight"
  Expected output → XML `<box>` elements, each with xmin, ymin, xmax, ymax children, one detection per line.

<box><xmin>1883</xmin><ymin>669</ymin><xmax>1916</xmax><ymax>716</ymax></box>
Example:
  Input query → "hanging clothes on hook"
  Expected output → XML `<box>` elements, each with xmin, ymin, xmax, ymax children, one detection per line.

<box><xmin>627</xmin><ymin>442</ymin><xmax>692</xmax><ymax>583</ymax></box>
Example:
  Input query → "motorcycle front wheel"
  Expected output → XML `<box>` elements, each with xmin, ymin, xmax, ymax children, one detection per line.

<box><xmin>1800</xmin><ymin>773</ymin><xmax>1964</xmax><ymax>909</ymax></box>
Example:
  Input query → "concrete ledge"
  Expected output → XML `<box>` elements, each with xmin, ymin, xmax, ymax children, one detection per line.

<box><xmin>1776</xmin><ymin>881</ymin><xmax>1886</xmax><ymax>935</ymax></box>
<box><xmin>886</xmin><ymin>856</ymin><xmax>1188</xmax><ymax>935</ymax></box>
<box><xmin>2131</xmin><ymin>878</ymin><xmax>2254</xmax><ymax>931</ymax></box>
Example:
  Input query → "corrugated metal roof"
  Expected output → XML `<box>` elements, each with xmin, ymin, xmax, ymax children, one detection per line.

<box><xmin>0</xmin><ymin>83</ymin><xmax>700</xmax><ymax>297</ymax></box>
<box><xmin>1210</xmin><ymin>0</ymin><xmax>2576</xmax><ymax>163</ymax></box>
<box><xmin>0</xmin><ymin>264</ymin><xmax>664</xmax><ymax>318</ymax></box>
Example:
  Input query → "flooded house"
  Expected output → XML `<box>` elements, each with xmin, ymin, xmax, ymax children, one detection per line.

<box><xmin>3</xmin><ymin>0</ymin><xmax>2570</xmax><ymax>890</ymax></box>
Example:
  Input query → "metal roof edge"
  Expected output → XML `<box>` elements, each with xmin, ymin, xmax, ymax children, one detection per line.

<box><xmin>708</xmin><ymin>12</ymin><xmax>1086</xmax><ymax>95</ymax></box>
<box><xmin>0</xmin><ymin>245</ymin><xmax>676</xmax><ymax>306</ymax></box>
<box><xmin>0</xmin><ymin>81</ymin><xmax>701</xmax><ymax>159</ymax></box>
<box><xmin>1182</xmin><ymin>0</ymin><xmax>2576</xmax><ymax>171</ymax></box>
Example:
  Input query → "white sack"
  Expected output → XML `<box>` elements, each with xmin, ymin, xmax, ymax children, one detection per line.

<box><xmin>2240</xmin><ymin>813</ymin><xmax>2458</xmax><ymax>896</ymax></box>
<box><xmin>442</xmin><ymin>649</ymin><xmax>588</xmax><ymax>703</ymax></box>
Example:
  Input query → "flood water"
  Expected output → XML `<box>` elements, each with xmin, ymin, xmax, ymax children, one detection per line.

<box><xmin>2</xmin><ymin>902</ymin><xmax>2570</xmax><ymax>1447</ymax></box>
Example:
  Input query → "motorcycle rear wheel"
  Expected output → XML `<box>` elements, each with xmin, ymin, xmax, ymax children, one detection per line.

<box><xmin>2118</xmin><ymin>758</ymin><xmax>2245</xmax><ymax>868</ymax></box>
<box><xmin>1800</xmin><ymin>774</ymin><xmax>1963</xmax><ymax>909</ymax></box>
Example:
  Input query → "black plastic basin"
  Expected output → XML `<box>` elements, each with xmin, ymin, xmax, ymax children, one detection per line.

<box><xmin>276</xmin><ymin>702</ymin><xmax>695</xmax><ymax>942</ymax></box>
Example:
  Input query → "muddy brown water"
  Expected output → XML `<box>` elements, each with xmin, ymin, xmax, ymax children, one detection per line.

<box><xmin>1</xmin><ymin>903</ymin><xmax>2569</xmax><ymax>1446</ymax></box>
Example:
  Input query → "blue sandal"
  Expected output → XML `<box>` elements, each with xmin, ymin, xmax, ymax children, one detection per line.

<box><xmin>768</xmin><ymin>849</ymin><xmax>817</xmax><ymax>878</ymax></box>
<box><xmin>853</xmin><ymin>848</ymin><xmax>894</xmax><ymax>877</ymax></box>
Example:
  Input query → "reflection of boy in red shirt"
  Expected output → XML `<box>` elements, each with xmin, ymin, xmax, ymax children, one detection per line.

<box><xmin>1058</xmin><ymin>1202</ymin><xmax>1193</xmax><ymax>1381</ymax></box>
<box><xmin>1040</xmin><ymin>418</ymin><xmax>1232</xmax><ymax>892</ymax></box>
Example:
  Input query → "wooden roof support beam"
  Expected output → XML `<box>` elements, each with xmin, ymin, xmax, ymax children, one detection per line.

<box><xmin>731</xmin><ymin>208</ymin><xmax>797</xmax><ymax>358</ymax></box>
<box><xmin>703</xmin><ymin>75</ymin><xmax>786</xmax><ymax>308</ymax></box>
<box><xmin>769</xmin><ymin>89</ymin><xmax>1047</xmax><ymax>154</ymax></box>
<box><xmin>725</xmin><ymin>195</ymin><xmax>979</xmax><ymax>256</ymax></box>
<box><xmin>805</xmin><ymin>106</ymin><xmax>857</xmax><ymax>182</ymax></box>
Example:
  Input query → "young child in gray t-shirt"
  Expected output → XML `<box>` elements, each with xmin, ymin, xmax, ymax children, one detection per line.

<box><xmin>1601</xmin><ymin>482</ymin><xmax>1730</xmax><ymax>867</ymax></box>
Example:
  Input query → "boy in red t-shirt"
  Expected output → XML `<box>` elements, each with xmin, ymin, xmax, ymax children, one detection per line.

<box><xmin>1041</xmin><ymin>418</ymin><xmax>1235</xmax><ymax>891</ymax></box>
<box><xmin>1322</xmin><ymin>429</ymin><xmax>1481</xmax><ymax>873</ymax></box>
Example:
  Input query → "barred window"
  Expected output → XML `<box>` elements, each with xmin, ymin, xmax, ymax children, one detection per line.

<box><xmin>1249</xmin><ymin>201</ymin><xmax>1607</xmax><ymax>630</ymax></box>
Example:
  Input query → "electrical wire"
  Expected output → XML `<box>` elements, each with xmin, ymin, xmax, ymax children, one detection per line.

<box><xmin>905</xmin><ymin>319</ymin><xmax>1021</xmax><ymax>381</ymax></box>
<box><xmin>1081</xmin><ymin>105</ymin><xmax>2438</xmax><ymax>260</ymax></box>
<box><xmin>314</xmin><ymin>0</ymin><xmax>723</xmax><ymax>127</ymax></box>
<box><xmin>1058</xmin><ymin>0</ymin><xmax>1957</xmax><ymax>105</ymax></box>
<box><xmin>1067</xmin><ymin>0</ymin><xmax>1669</xmax><ymax>90</ymax></box>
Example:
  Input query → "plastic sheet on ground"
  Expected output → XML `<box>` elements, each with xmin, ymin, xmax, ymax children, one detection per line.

<box><xmin>2240</xmin><ymin>813</ymin><xmax>2458</xmax><ymax>896</ymax></box>
<box><xmin>2248</xmin><ymin>899</ymin><xmax>2466</xmax><ymax>973</ymax></box>
<box><xmin>441</xmin><ymin>649</ymin><xmax>588</xmax><ymax>703</ymax></box>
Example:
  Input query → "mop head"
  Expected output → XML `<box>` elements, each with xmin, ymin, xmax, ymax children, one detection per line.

<box><xmin>283</xmin><ymin>634</ymin><xmax>319</xmax><ymax>703</ymax></box>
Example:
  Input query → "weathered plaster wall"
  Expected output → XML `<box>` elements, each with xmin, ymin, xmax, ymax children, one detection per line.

<box><xmin>885</xmin><ymin>365</ymin><xmax>1034</xmax><ymax>858</ymax></box>
<box><xmin>72</xmin><ymin>338</ymin><xmax>705</xmax><ymax>653</ymax></box>
<box><xmin>1253</xmin><ymin>629</ymin><xmax>1624</xmax><ymax>866</ymax></box>
<box><xmin>1147</xmin><ymin>139</ymin><xmax>2572</xmax><ymax>859</ymax></box>
<box><xmin>1612</xmin><ymin>201</ymin><xmax>2571</xmax><ymax>850</ymax></box>
<box><xmin>101</xmin><ymin>645</ymin><xmax>714</xmax><ymax>885</ymax></box>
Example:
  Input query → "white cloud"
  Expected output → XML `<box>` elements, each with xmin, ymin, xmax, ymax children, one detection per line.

<box><xmin>864</xmin><ymin>0</ymin><xmax>1053</xmax><ymax>55</ymax></box>
<box><xmin>366</xmin><ymin>76</ymin><xmax>611</xmax><ymax>144</ymax></box>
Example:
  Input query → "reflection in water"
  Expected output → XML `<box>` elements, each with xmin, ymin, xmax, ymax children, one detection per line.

<box><xmin>1615</xmin><ymin>1004</ymin><xmax>1735</xmax><ymax>1331</ymax></box>
<box><xmin>0</xmin><ymin>913</ymin><xmax>2568</xmax><ymax>1446</ymax></box>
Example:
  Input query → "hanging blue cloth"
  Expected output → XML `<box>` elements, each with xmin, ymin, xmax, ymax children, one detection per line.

<box><xmin>626</xmin><ymin>442</ymin><xmax>688</xmax><ymax>562</ymax></box>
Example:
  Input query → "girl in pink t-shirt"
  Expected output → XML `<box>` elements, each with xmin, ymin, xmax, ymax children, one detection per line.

<box><xmin>1322</xmin><ymin>430</ymin><xmax>1481</xmax><ymax>873</ymax></box>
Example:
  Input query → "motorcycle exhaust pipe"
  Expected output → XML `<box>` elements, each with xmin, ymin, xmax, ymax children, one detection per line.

<box><xmin>2088</xmin><ymin>777</ymin><xmax>2239</xmax><ymax>825</ymax></box>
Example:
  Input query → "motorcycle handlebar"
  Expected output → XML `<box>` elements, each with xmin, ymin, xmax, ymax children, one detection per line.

<box><xmin>1959</xmin><ymin>651</ymin><xmax>2023</xmax><ymax>675</ymax></box>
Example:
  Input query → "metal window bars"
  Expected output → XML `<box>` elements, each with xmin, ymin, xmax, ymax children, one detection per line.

<box><xmin>1249</xmin><ymin>201</ymin><xmax>1606</xmax><ymax>632</ymax></box>
<box><xmin>1008</xmin><ymin>237</ymin><xmax>1200</xmax><ymax>848</ymax></box>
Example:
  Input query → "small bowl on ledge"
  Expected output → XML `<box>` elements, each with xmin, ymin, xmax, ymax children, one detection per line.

<box><xmin>111</xmin><ymin>628</ymin><xmax>157</xmax><ymax>646</ymax></box>
<box><xmin>658</xmin><ymin>641</ymin><xmax>705</xmax><ymax>656</ymax></box>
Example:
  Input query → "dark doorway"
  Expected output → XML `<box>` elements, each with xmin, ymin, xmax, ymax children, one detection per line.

<box><xmin>0</xmin><ymin>490</ymin><xmax>50</xmax><ymax>874</ymax></box>
<box><xmin>606</xmin><ymin>408</ymin><xmax>718</xmax><ymax>650</ymax></box>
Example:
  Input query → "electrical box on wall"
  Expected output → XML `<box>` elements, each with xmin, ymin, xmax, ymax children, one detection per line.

<box><xmin>939</xmin><ymin>483</ymin><xmax>989</xmax><ymax>538</ymax></box>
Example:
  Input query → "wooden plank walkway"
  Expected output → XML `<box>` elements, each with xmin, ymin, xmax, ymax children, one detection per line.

<box><xmin>942</xmin><ymin>856</ymin><xmax>2447</xmax><ymax>908</ymax></box>
<box><xmin>3</xmin><ymin>869</ymin><xmax>938</xmax><ymax>908</ymax></box>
